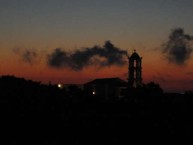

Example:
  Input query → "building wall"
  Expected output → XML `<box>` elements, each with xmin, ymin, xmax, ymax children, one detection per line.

<box><xmin>84</xmin><ymin>83</ymin><xmax>125</xmax><ymax>99</ymax></box>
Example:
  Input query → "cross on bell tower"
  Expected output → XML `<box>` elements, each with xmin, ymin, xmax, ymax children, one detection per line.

<box><xmin>128</xmin><ymin>50</ymin><xmax>142</xmax><ymax>88</ymax></box>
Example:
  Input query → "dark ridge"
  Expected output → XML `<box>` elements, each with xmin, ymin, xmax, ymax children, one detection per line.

<box><xmin>0</xmin><ymin>75</ymin><xmax>192</xmax><ymax>144</ymax></box>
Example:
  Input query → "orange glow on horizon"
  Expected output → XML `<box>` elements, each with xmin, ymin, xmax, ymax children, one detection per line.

<box><xmin>1</xmin><ymin>43</ymin><xmax>193</xmax><ymax>92</ymax></box>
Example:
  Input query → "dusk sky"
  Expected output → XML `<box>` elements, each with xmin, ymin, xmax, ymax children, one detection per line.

<box><xmin>0</xmin><ymin>0</ymin><xmax>193</xmax><ymax>92</ymax></box>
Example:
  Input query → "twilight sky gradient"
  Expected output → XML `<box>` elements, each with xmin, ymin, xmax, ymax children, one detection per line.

<box><xmin>0</xmin><ymin>0</ymin><xmax>193</xmax><ymax>92</ymax></box>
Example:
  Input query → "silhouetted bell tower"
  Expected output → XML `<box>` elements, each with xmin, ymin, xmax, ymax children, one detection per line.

<box><xmin>128</xmin><ymin>50</ymin><xmax>142</xmax><ymax>88</ymax></box>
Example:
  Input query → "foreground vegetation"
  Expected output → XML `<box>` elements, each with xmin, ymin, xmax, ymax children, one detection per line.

<box><xmin>0</xmin><ymin>75</ymin><xmax>192</xmax><ymax>144</ymax></box>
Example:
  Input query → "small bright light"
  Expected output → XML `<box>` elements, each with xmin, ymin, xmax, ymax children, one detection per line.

<box><xmin>58</xmin><ymin>84</ymin><xmax>62</xmax><ymax>88</ymax></box>
<box><xmin>92</xmin><ymin>91</ymin><xmax>96</xmax><ymax>95</ymax></box>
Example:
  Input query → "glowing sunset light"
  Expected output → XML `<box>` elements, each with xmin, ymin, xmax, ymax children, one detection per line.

<box><xmin>0</xmin><ymin>0</ymin><xmax>193</xmax><ymax>92</ymax></box>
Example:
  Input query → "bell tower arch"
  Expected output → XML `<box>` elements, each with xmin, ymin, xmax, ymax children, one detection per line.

<box><xmin>128</xmin><ymin>50</ymin><xmax>142</xmax><ymax>88</ymax></box>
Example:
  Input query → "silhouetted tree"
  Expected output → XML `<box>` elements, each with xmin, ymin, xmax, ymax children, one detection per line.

<box><xmin>146</xmin><ymin>81</ymin><xmax>163</xmax><ymax>94</ymax></box>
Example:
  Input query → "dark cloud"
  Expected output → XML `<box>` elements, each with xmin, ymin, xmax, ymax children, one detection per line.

<box><xmin>22</xmin><ymin>50</ymin><xmax>37</xmax><ymax>64</ymax></box>
<box><xmin>47</xmin><ymin>41</ymin><xmax>128</xmax><ymax>70</ymax></box>
<box><xmin>162</xmin><ymin>28</ymin><xmax>193</xmax><ymax>65</ymax></box>
<box><xmin>13</xmin><ymin>48</ymin><xmax>38</xmax><ymax>65</ymax></box>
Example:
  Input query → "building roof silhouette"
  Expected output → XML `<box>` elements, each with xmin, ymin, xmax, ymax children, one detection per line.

<box><xmin>85</xmin><ymin>77</ymin><xmax>127</xmax><ymax>86</ymax></box>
